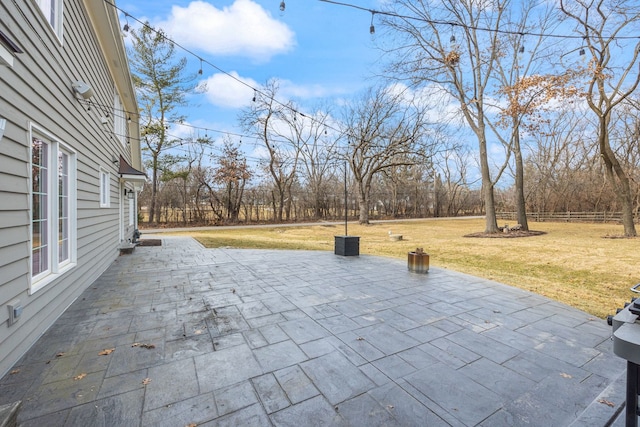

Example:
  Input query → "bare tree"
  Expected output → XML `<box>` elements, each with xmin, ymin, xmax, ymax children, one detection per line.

<box><xmin>240</xmin><ymin>79</ymin><xmax>299</xmax><ymax>222</ymax></box>
<box><xmin>283</xmin><ymin>107</ymin><xmax>340</xmax><ymax>219</ymax></box>
<box><xmin>385</xmin><ymin>0</ymin><xmax>512</xmax><ymax>233</ymax></box>
<box><xmin>435</xmin><ymin>146</ymin><xmax>478</xmax><ymax>217</ymax></box>
<box><xmin>341</xmin><ymin>85</ymin><xmax>434</xmax><ymax>224</ymax></box>
<box><xmin>214</xmin><ymin>139</ymin><xmax>252</xmax><ymax>223</ymax></box>
<box><xmin>560</xmin><ymin>0</ymin><xmax>640</xmax><ymax>236</ymax></box>
<box><xmin>524</xmin><ymin>110</ymin><xmax>601</xmax><ymax>213</ymax></box>
<box><xmin>490</xmin><ymin>1</ymin><xmax>567</xmax><ymax>231</ymax></box>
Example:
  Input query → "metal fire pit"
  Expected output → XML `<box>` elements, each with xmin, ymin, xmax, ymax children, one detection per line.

<box><xmin>407</xmin><ymin>250</ymin><xmax>429</xmax><ymax>274</ymax></box>
<box><xmin>611</xmin><ymin>283</ymin><xmax>640</xmax><ymax>427</ymax></box>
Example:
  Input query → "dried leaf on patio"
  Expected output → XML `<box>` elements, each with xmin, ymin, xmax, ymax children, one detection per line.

<box><xmin>185</xmin><ymin>424</ymin><xmax>197</xmax><ymax>427</ymax></box>
<box><xmin>56</xmin><ymin>352</ymin><xmax>65</xmax><ymax>358</ymax></box>
<box><xmin>98</xmin><ymin>348</ymin><xmax>115</xmax><ymax>356</ymax></box>
<box><xmin>387</xmin><ymin>405</ymin><xmax>394</xmax><ymax>410</ymax></box>
<box><xmin>598</xmin><ymin>399</ymin><xmax>615</xmax><ymax>407</ymax></box>
<box><xmin>560</xmin><ymin>373</ymin><xmax>572</xmax><ymax>379</ymax></box>
<box><xmin>132</xmin><ymin>343</ymin><xmax>140</xmax><ymax>347</ymax></box>
<box><xmin>9</xmin><ymin>369</ymin><xmax>20</xmax><ymax>375</ymax></box>
<box><xmin>142</xmin><ymin>378</ymin><xmax>152</xmax><ymax>385</ymax></box>
<box><xmin>194</xmin><ymin>330</ymin><xmax>203</xmax><ymax>335</ymax></box>
<box><xmin>356</xmin><ymin>337</ymin><xmax>365</xmax><ymax>341</ymax></box>
<box><xmin>74</xmin><ymin>373</ymin><xmax>87</xmax><ymax>381</ymax></box>
<box><xmin>140</xmin><ymin>344</ymin><xmax>156</xmax><ymax>349</ymax></box>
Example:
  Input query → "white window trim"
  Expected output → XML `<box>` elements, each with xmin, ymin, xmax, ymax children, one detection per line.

<box><xmin>100</xmin><ymin>168</ymin><xmax>111</xmax><ymax>208</ymax></box>
<box><xmin>29</xmin><ymin>123</ymin><xmax>77</xmax><ymax>294</ymax></box>
<box><xmin>34</xmin><ymin>0</ymin><xmax>64</xmax><ymax>42</ymax></box>
<box><xmin>114</xmin><ymin>92</ymin><xmax>126</xmax><ymax>146</ymax></box>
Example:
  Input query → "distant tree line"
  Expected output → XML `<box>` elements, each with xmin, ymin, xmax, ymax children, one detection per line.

<box><xmin>129</xmin><ymin>0</ymin><xmax>640</xmax><ymax>233</ymax></box>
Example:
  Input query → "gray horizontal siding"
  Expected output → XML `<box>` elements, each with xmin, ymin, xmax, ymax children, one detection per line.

<box><xmin>0</xmin><ymin>0</ymin><xmax>139</xmax><ymax>376</ymax></box>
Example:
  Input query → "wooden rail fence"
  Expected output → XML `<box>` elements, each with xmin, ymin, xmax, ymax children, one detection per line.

<box><xmin>496</xmin><ymin>211</ymin><xmax>634</xmax><ymax>223</ymax></box>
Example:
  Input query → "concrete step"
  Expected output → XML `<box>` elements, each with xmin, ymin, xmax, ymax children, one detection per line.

<box><xmin>568</xmin><ymin>372</ymin><xmax>626</xmax><ymax>427</ymax></box>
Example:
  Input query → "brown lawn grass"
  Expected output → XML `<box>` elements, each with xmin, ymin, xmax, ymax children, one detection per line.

<box><xmin>166</xmin><ymin>218</ymin><xmax>640</xmax><ymax>318</ymax></box>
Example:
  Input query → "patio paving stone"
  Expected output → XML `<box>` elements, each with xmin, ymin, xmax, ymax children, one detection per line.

<box><xmin>0</xmin><ymin>236</ymin><xmax>628</xmax><ymax>426</ymax></box>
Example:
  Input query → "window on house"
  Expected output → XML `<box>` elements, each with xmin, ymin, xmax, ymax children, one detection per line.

<box><xmin>129</xmin><ymin>198</ymin><xmax>135</xmax><ymax>226</ymax></box>
<box><xmin>58</xmin><ymin>151</ymin><xmax>70</xmax><ymax>263</ymax></box>
<box><xmin>100</xmin><ymin>169</ymin><xmax>110</xmax><ymax>208</ymax></box>
<box><xmin>32</xmin><ymin>138</ymin><xmax>49</xmax><ymax>277</ymax></box>
<box><xmin>35</xmin><ymin>0</ymin><xmax>64</xmax><ymax>40</ymax></box>
<box><xmin>31</xmin><ymin>131</ymin><xmax>76</xmax><ymax>291</ymax></box>
<box><xmin>114</xmin><ymin>93</ymin><xmax>127</xmax><ymax>146</ymax></box>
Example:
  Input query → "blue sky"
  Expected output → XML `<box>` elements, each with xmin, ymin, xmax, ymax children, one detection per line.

<box><xmin>117</xmin><ymin>0</ymin><xmax>384</xmax><ymax>149</ymax></box>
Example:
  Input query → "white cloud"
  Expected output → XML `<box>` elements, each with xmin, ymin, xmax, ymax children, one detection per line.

<box><xmin>202</xmin><ymin>71</ymin><xmax>258</xmax><ymax>108</ymax></box>
<box><xmin>155</xmin><ymin>0</ymin><xmax>295</xmax><ymax>62</ymax></box>
<box><xmin>201</xmin><ymin>73</ymin><xmax>349</xmax><ymax>109</ymax></box>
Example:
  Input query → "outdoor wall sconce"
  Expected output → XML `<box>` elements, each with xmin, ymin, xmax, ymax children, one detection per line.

<box><xmin>71</xmin><ymin>80</ymin><xmax>94</xmax><ymax>100</ymax></box>
<box><xmin>124</xmin><ymin>189</ymin><xmax>134</xmax><ymax>199</ymax></box>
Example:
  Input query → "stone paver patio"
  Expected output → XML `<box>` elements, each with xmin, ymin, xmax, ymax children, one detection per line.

<box><xmin>0</xmin><ymin>236</ymin><xmax>629</xmax><ymax>426</ymax></box>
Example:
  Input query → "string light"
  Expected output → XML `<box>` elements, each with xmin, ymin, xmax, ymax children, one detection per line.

<box><xmin>252</xmin><ymin>90</ymin><xmax>257</xmax><ymax>102</ymax></box>
<box><xmin>369</xmin><ymin>11</ymin><xmax>375</xmax><ymax>35</ymax></box>
<box><xmin>122</xmin><ymin>13</ymin><xmax>130</xmax><ymax>32</ymax></box>
<box><xmin>279</xmin><ymin>1</ymin><xmax>285</xmax><ymax>12</ymax></box>
<box><xmin>519</xmin><ymin>45</ymin><xmax>525</xmax><ymax>53</ymax></box>
<box><xmin>198</xmin><ymin>58</ymin><xmax>203</xmax><ymax>75</ymax></box>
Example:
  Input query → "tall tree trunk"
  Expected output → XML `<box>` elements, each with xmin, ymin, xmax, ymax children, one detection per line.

<box><xmin>513</xmin><ymin>131</ymin><xmax>529</xmax><ymax>231</ymax></box>
<box><xmin>601</xmin><ymin>121</ymin><xmax>637</xmax><ymax>237</ymax></box>
<box><xmin>479</xmin><ymin>134</ymin><xmax>499</xmax><ymax>233</ymax></box>
<box><xmin>357</xmin><ymin>184</ymin><xmax>369</xmax><ymax>224</ymax></box>
<box><xmin>148</xmin><ymin>155</ymin><xmax>158</xmax><ymax>224</ymax></box>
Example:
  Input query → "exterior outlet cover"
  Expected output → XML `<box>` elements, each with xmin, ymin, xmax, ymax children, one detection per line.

<box><xmin>7</xmin><ymin>300</ymin><xmax>21</xmax><ymax>326</ymax></box>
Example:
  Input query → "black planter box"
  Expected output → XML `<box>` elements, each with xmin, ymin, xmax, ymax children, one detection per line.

<box><xmin>334</xmin><ymin>236</ymin><xmax>360</xmax><ymax>256</ymax></box>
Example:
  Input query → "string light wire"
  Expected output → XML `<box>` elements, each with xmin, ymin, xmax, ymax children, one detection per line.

<box><xmin>100</xmin><ymin>0</ymin><xmax>341</xmax><ymax>136</ymax></box>
<box><xmin>100</xmin><ymin>0</ymin><xmax>614</xmax><ymax>160</ymax></box>
<box><xmin>317</xmin><ymin>0</ymin><xmax>640</xmax><ymax>40</ymax></box>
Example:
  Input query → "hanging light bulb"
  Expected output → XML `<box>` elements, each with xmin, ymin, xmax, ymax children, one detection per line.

<box><xmin>279</xmin><ymin>1</ymin><xmax>285</xmax><ymax>12</ymax></box>
<box><xmin>450</xmin><ymin>35</ymin><xmax>456</xmax><ymax>43</ymax></box>
<box><xmin>198</xmin><ymin>58</ymin><xmax>203</xmax><ymax>75</ymax></box>
<box><xmin>579</xmin><ymin>48</ymin><xmax>585</xmax><ymax>55</ymax></box>
<box><xmin>252</xmin><ymin>90</ymin><xmax>257</xmax><ymax>102</ymax></box>
<box><xmin>518</xmin><ymin>33</ymin><xmax>525</xmax><ymax>55</ymax></box>
<box><xmin>369</xmin><ymin>11</ymin><xmax>375</xmax><ymax>35</ymax></box>
<box><xmin>123</xmin><ymin>14</ymin><xmax>130</xmax><ymax>32</ymax></box>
